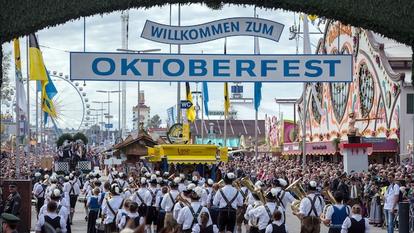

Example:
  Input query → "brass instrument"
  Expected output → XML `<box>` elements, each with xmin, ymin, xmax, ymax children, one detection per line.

<box><xmin>176</xmin><ymin>194</ymin><xmax>191</xmax><ymax>206</ymax></box>
<box><xmin>217</xmin><ymin>179</ymin><xmax>225</xmax><ymax>187</ymax></box>
<box><xmin>233</xmin><ymin>178</ymin><xmax>241</xmax><ymax>190</ymax></box>
<box><xmin>240</xmin><ymin>177</ymin><xmax>266</xmax><ymax>204</ymax></box>
<box><xmin>167</xmin><ymin>173</ymin><xmax>175</xmax><ymax>180</ymax></box>
<box><xmin>321</xmin><ymin>189</ymin><xmax>338</xmax><ymax>219</ymax></box>
<box><xmin>285</xmin><ymin>178</ymin><xmax>307</xmax><ymax>214</ymax></box>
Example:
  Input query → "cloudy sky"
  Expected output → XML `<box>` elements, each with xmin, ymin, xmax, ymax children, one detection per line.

<box><xmin>1</xmin><ymin>4</ymin><xmax>325</xmax><ymax>131</ymax></box>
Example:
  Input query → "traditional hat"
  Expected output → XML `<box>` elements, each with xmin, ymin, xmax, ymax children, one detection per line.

<box><xmin>1</xmin><ymin>213</ymin><xmax>20</xmax><ymax>225</ymax></box>
<box><xmin>224</xmin><ymin>172</ymin><xmax>236</xmax><ymax>184</ymax></box>
<box><xmin>277</xmin><ymin>178</ymin><xmax>288</xmax><ymax>187</ymax></box>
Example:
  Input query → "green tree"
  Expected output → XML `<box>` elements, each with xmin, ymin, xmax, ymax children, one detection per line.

<box><xmin>148</xmin><ymin>114</ymin><xmax>162</xmax><ymax>128</ymax></box>
<box><xmin>56</xmin><ymin>133</ymin><xmax>73</xmax><ymax>147</ymax></box>
<box><xmin>73</xmin><ymin>132</ymin><xmax>88</xmax><ymax>145</ymax></box>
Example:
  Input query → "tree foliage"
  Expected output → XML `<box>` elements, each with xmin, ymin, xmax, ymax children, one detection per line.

<box><xmin>148</xmin><ymin>114</ymin><xmax>162</xmax><ymax>128</ymax></box>
<box><xmin>56</xmin><ymin>133</ymin><xmax>73</xmax><ymax>147</ymax></box>
<box><xmin>73</xmin><ymin>132</ymin><xmax>89</xmax><ymax>145</ymax></box>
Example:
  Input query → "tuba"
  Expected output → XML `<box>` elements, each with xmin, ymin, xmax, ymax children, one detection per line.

<box><xmin>240</xmin><ymin>177</ymin><xmax>266</xmax><ymax>204</ymax></box>
<box><xmin>285</xmin><ymin>178</ymin><xmax>307</xmax><ymax>214</ymax></box>
<box><xmin>321</xmin><ymin>189</ymin><xmax>338</xmax><ymax>219</ymax></box>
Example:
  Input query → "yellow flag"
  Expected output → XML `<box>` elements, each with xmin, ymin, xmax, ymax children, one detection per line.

<box><xmin>29</xmin><ymin>34</ymin><xmax>48</xmax><ymax>81</ymax></box>
<box><xmin>185</xmin><ymin>82</ymin><xmax>196</xmax><ymax>122</ymax></box>
<box><xmin>224</xmin><ymin>82</ymin><xmax>230</xmax><ymax>117</ymax></box>
<box><xmin>13</xmin><ymin>39</ymin><xmax>22</xmax><ymax>71</ymax></box>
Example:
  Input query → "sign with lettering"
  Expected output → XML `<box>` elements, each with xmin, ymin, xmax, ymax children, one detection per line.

<box><xmin>141</xmin><ymin>17</ymin><xmax>284</xmax><ymax>45</ymax></box>
<box><xmin>70</xmin><ymin>53</ymin><xmax>353</xmax><ymax>82</ymax></box>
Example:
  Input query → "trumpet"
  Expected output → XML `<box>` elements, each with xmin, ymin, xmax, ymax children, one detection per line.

<box><xmin>285</xmin><ymin>178</ymin><xmax>307</xmax><ymax>214</ymax></box>
<box><xmin>217</xmin><ymin>179</ymin><xmax>225</xmax><ymax>187</ymax></box>
<box><xmin>176</xmin><ymin>194</ymin><xmax>191</xmax><ymax>206</ymax></box>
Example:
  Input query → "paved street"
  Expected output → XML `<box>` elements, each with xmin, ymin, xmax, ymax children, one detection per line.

<box><xmin>31</xmin><ymin>201</ymin><xmax>387</xmax><ymax>233</ymax></box>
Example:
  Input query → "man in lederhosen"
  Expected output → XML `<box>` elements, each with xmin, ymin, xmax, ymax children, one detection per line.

<box><xmin>296</xmin><ymin>181</ymin><xmax>325</xmax><ymax>233</ymax></box>
<box><xmin>130</xmin><ymin>177</ymin><xmax>151</xmax><ymax>231</ymax></box>
<box><xmin>147</xmin><ymin>175</ymin><xmax>162</xmax><ymax>233</ymax></box>
<box><xmin>213</xmin><ymin>172</ymin><xmax>243</xmax><ymax>233</ymax></box>
<box><xmin>63</xmin><ymin>173</ymin><xmax>80</xmax><ymax>224</ymax></box>
<box><xmin>236</xmin><ymin>180</ymin><xmax>250</xmax><ymax>233</ymax></box>
<box><xmin>161</xmin><ymin>177</ymin><xmax>180</xmax><ymax>226</ymax></box>
<box><xmin>33</xmin><ymin>177</ymin><xmax>48</xmax><ymax>217</ymax></box>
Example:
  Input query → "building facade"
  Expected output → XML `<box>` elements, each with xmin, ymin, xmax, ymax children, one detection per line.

<box><xmin>283</xmin><ymin>20</ymin><xmax>413</xmax><ymax>163</ymax></box>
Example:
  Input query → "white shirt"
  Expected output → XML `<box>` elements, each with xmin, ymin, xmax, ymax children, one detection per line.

<box><xmin>161</xmin><ymin>190</ymin><xmax>180</xmax><ymax>212</ymax></box>
<box><xmin>148</xmin><ymin>186</ymin><xmax>162</xmax><ymax>207</ymax></box>
<box><xmin>173</xmin><ymin>199</ymin><xmax>189</xmax><ymax>220</ymax></box>
<box><xmin>273</xmin><ymin>188</ymin><xmax>296</xmax><ymax>211</ymax></box>
<box><xmin>213</xmin><ymin>185</ymin><xmax>243</xmax><ymax>209</ymax></box>
<box><xmin>299</xmin><ymin>193</ymin><xmax>325</xmax><ymax>217</ymax></box>
<box><xmin>102</xmin><ymin>195</ymin><xmax>124</xmax><ymax>224</ymax></box>
<box><xmin>384</xmin><ymin>183</ymin><xmax>399</xmax><ymax>210</ymax></box>
<box><xmin>130</xmin><ymin>188</ymin><xmax>152</xmax><ymax>206</ymax></box>
<box><xmin>247</xmin><ymin>202</ymin><xmax>285</xmax><ymax>230</ymax></box>
<box><xmin>265</xmin><ymin>220</ymin><xmax>288</xmax><ymax>233</ymax></box>
<box><xmin>33</xmin><ymin>183</ymin><xmax>47</xmax><ymax>199</ymax></box>
<box><xmin>118</xmin><ymin>179</ymin><xmax>129</xmax><ymax>191</ymax></box>
<box><xmin>244</xmin><ymin>202</ymin><xmax>261</xmax><ymax>227</ymax></box>
<box><xmin>192</xmin><ymin>223</ymin><xmax>219</xmax><ymax>233</ymax></box>
<box><xmin>206</xmin><ymin>190</ymin><xmax>218</xmax><ymax>207</ymax></box>
<box><xmin>341</xmin><ymin>214</ymin><xmax>370</xmax><ymax>233</ymax></box>
<box><xmin>177</xmin><ymin>201</ymin><xmax>212</xmax><ymax>230</ymax></box>
<box><xmin>118</xmin><ymin>212</ymin><xmax>142</xmax><ymax>230</ymax></box>
<box><xmin>39</xmin><ymin>200</ymin><xmax>70</xmax><ymax>221</ymax></box>
<box><xmin>178</xmin><ymin>183</ymin><xmax>187</xmax><ymax>193</ymax></box>
<box><xmin>63</xmin><ymin>181</ymin><xmax>81</xmax><ymax>195</ymax></box>
<box><xmin>36</xmin><ymin>211</ymin><xmax>67</xmax><ymax>233</ymax></box>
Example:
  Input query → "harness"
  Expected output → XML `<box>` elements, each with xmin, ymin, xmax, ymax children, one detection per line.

<box><xmin>148</xmin><ymin>188</ymin><xmax>159</xmax><ymax>205</ymax></box>
<box><xmin>36</xmin><ymin>185</ymin><xmax>47</xmax><ymax>199</ymax></box>
<box><xmin>240</xmin><ymin>188</ymin><xmax>248</xmax><ymax>203</ymax></box>
<box><xmin>306</xmin><ymin>195</ymin><xmax>323</xmax><ymax>217</ymax></box>
<box><xmin>264</xmin><ymin>205</ymin><xmax>285</xmax><ymax>224</ymax></box>
<box><xmin>118</xmin><ymin>180</ymin><xmax>126</xmax><ymax>190</ymax></box>
<box><xmin>219</xmin><ymin>189</ymin><xmax>238</xmax><ymax>210</ymax></box>
<box><xmin>135</xmin><ymin>191</ymin><xmax>147</xmax><ymax>207</ymax></box>
<box><xmin>106</xmin><ymin>198</ymin><xmax>123</xmax><ymax>221</ymax></box>
<box><xmin>187</xmin><ymin>205</ymin><xmax>203</xmax><ymax>229</ymax></box>
<box><xmin>169</xmin><ymin>192</ymin><xmax>176</xmax><ymax>206</ymax></box>
<box><xmin>276</xmin><ymin>191</ymin><xmax>286</xmax><ymax>209</ymax></box>
<box><xmin>69</xmin><ymin>182</ymin><xmax>76</xmax><ymax>195</ymax></box>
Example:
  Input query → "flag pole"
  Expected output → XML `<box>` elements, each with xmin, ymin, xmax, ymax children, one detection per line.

<box><xmin>26</xmin><ymin>36</ymin><xmax>31</xmax><ymax>153</ymax></box>
<box><xmin>254</xmin><ymin>7</ymin><xmax>258</xmax><ymax>160</ymax></box>
<box><xmin>302</xmin><ymin>14</ymin><xmax>311</xmax><ymax>168</ymax></box>
<box><xmin>14</xmin><ymin>40</ymin><xmax>21</xmax><ymax>178</ymax></box>
<box><xmin>176</xmin><ymin>3</ymin><xmax>181</xmax><ymax>124</ymax></box>
<box><xmin>223</xmin><ymin>38</ymin><xmax>227</xmax><ymax>148</ymax></box>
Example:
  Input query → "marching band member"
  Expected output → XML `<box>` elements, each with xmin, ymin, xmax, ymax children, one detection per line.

<box><xmin>161</xmin><ymin>177</ymin><xmax>180</xmax><ymax>226</ymax></box>
<box><xmin>39</xmin><ymin>189</ymin><xmax>70</xmax><ymax>233</ymax></box>
<box><xmin>201</xmin><ymin>179</ymin><xmax>214</xmax><ymax>207</ymax></box>
<box><xmin>173</xmin><ymin>184</ymin><xmax>193</xmax><ymax>221</ymax></box>
<box><xmin>147</xmin><ymin>175</ymin><xmax>162</xmax><ymax>233</ymax></box>
<box><xmin>178</xmin><ymin>174</ymin><xmax>187</xmax><ymax>192</ymax></box>
<box><xmin>272</xmin><ymin>178</ymin><xmax>295</xmax><ymax>211</ymax></box>
<box><xmin>340</xmin><ymin>204</ymin><xmax>369</xmax><ymax>233</ymax></box>
<box><xmin>101</xmin><ymin>184</ymin><xmax>124</xmax><ymax>233</ymax></box>
<box><xmin>130</xmin><ymin>177</ymin><xmax>151</xmax><ymax>226</ymax></box>
<box><xmin>213</xmin><ymin>172</ymin><xmax>243</xmax><ymax>233</ymax></box>
<box><xmin>296</xmin><ymin>181</ymin><xmax>325</xmax><ymax>233</ymax></box>
<box><xmin>207</xmin><ymin>183</ymin><xmax>220</xmax><ymax>225</ymax></box>
<box><xmin>86</xmin><ymin>188</ymin><xmax>102</xmax><ymax>233</ymax></box>
<box><xmin>247</xmin><ymin>188</ymin><xmax>284</xmax><ymax>233</ymax></box>
<box><xmin>118</xmin><ymin>202</ymin><xmax>143</xmax><ymax>230</ymax></box>
<box><xmin>116</xmin><ymin>199</ymin><xmax>132</xmax><ymax>230</ymax></box>
<box><xmin>63</xmin><ymin>173</ymin><xmax>81</xmax><ymax>224</ymax></box>
<box><xmin>192</xmin><ymin>212</ymin><xmax>219</xmax><ymax>233</ymax></box>
<box><xmin>36</xmin><ymin>201</ymin><xmax>67</xmax><ymax>233</ymax></box>
<box><xmin>157</xmin><ymin>186</ymin><xmax>168</xmax><ymax>231</ymax></box>
<box><xmin>177</xmin><ymin>186</ymin><xmax>212</xmax><ymax>233</ymax></box>
<box><xmin>244</xmin><ymin>192</ymin><xmax>262</xmax><ymax>233</ymax></box>
<box><xmin>236</xmin><ymin>181</ymin><xmax>250</xmax><ymax>233</ymax></box>
<box><xmin>264</xmin><ymin>210</ymin><xmax>289</xmax><ymax>233</ymax></box>
<box><xmin>321</xmin><ymin>191</ymin><xmax>351</xmax><ymax>233</ymax></box>
<box><xmin>117</xmin><ymin>173</ymin><xmax>129</xmax><ymax>191</ymax></box>
<box><xmin>33</xmin><ymin>176</ymin><xmax>48</xmax><ymax>216</ymax></box>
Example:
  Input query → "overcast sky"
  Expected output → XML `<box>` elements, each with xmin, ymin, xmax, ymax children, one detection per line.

<box><xmin>1</xmin><ymin>4</ymin><xmax>325</xmax><ymax>130</ymax></box>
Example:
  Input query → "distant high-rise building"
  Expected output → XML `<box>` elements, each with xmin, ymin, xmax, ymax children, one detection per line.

<box><xmin>132</xmin><ymin>91</ymin><xmax>150</xmax><ymax>130</ymax></box>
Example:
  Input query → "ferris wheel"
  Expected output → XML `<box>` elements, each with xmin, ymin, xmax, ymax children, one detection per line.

<box><xmin>28</xmin><ymin>71</ymin><xmax>87</xmax><ymax>133</ymax></box>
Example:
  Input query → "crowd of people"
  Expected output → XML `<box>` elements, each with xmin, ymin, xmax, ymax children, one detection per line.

<box><xmin>0</xmin><ymin>150</ymin><xmax>414</xmax><ymax>233</ymax></box>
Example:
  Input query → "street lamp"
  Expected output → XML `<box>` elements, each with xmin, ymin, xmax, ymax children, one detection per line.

<box><xmin>92</xmin><ymin>101</ymin><xmax>111</xmax><ymax>143</ymax></box>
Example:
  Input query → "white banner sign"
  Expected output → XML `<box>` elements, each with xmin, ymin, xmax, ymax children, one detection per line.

<box><xmin>70</xmin><ymin>52</ymin><xmax>353</xmax><ymax>82</ymax></box>
<box><xmin>141</xmin><ymin>17</ymin><xmax>284</xmax><ymax>44</ymax></box>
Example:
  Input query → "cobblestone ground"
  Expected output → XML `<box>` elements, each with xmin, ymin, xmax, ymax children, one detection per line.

<box><xmin>31</xmin><ymin>202</ymin><xmax>387</xmax><ymax>233</ymax></box>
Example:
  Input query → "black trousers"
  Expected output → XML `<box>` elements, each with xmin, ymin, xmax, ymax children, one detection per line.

<box><xmin>36</xmin><ymin>197</ymin><xmax>45</xmax><ymax>215</ymax></box>
<box><xmin>88</xmin><ymin>210</ymin><xmax>99</xmax><ymax>233</ymax></box>
<box><xmin>157</xmin><ymin>210</ymin><xmax>166</xmax><ymax>232</ymax></box>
